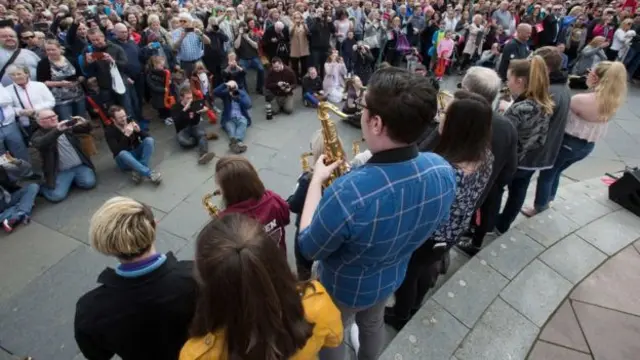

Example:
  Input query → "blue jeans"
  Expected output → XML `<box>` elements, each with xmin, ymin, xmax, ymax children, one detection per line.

<box><xmin>114</xmin><ymin>137</ymin><xmax>154</xmax><ymax>177</ymax></box>
<box><xmin>223</xmin><ymin>117</ymin><xmax>248</xmax><ymax>141</ymax></box>
<box><xmin>624</xmin><ymin>47</ymin><xmax>640</xmax><ymax>80</ymax></box>
<box><xmin>0</xmin><ymin>121</ymin><xmax>30</xmax><ymax>163</ymax></box>
<box><xmin>534</xmin><ymin>134</ymin><xmax>595</xmax><ymax>211</ymax></box>
<box><xmin>0</xmin><ymin>183</ymin><xmax>39</xmax><ymax>221</ymax></box>
<box><xmin>238</xmin><ymin>57</ymin><xmax>264</xmax><ymax>91</ymax></box>
<box><xmin>54</xmin><ymin>99</ymin><xmax>87</xmax><ymax>121</ymax></box>
<box><xmin>40</xmin><ymin>165</ymin><xmax>96</xmax><ymax>203</ymax></box>
<box><xmin>495</xmin><ymin>169</ymin><xmax>535</xmax><ymax>233</ymax></box>
<box><xmin>303</xmin><ymin>92</ymin><xmax>320</xmax><ymax>107</ymax></box>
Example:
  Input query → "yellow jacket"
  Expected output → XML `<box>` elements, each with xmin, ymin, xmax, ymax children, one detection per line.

<box><xmin>179</xmin><ymin>281</ymin><xmax>344</xmax><ymax>360</ymax></box>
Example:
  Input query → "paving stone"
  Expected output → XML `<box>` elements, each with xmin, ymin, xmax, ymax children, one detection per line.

<box><xmin>572</xmin><ymin>300</ymin><xmax>640</xmax><ymax>360</ymax></box>
<box><xmin>539</xmin><ymin>234</ymin><xmax>607</xmax><ymax>284</ymax></box>
<box><xmin>454</xmin><ymin>298</ymin><xmax>539</xmax><ymax>360</ymax></box>
<box><xmin>0</xmin><ymin>246</ymin><xmax>112</xmax><ymax>360</ymax></box>
<box><xmin>583</xmin><ymin>189</ymin><xmax>622</xmax><ymax>211</ymax></box>
<box><xmin>500</xmin><ymin>259</ymin><xmax>573</xmax><ymax>327</ymax></box>
<box><xmin>515</xmin><ymin>209</ymin><xmax>580</xmax><ymax>247</ymax></box>
<box><xmin>432</xmin><ymin>257</ymin><xmax>508</xmax><ymax>328</ymax></box>
<box><xmin>117</xmin><ymin>151</ymin><xmax>215</xmax><ymax>212</ymax></box>
<box><xmin>33</xmin><ymin>189</ymin><xmax>118</xmax><ymax>244</ymax></box>
<box><xmin>528</xmin><ymin>341</ymin><xmax>592</xmax><ymax>360</ymax></box>
<box><xmin>563</xmin><ymin>157</ymin><xmax>625</xmax><ymax>182</ymax></box>
<box><xmin>602</xmin><ymin>121</ymin><xmax>640</xmax><ymax>159</ymax></box>
<box><xmin>257</xmin><ymin>168</ymin><xmax>299</xmax><ymax>201</ymax></box>
<box><xmin>539</xmin><ymin>300</ymin><xmax>590</xmax><ymax>353</ymax></box>
<box><xmin>380</xmin><ymin>300</ymin><xmax>468</xmax><ymax>360</ymax></box>
<box><xmin>571</xmin><ymin>246</ymin><xmax>640</xmax><ymax>316</ymax></box>
<box><xmin>0</xmin><ymin>222</ymin><xmax>80</xmax><ymax>302</ymax></box>
<box><xmin>0</xmin><ymin>349</ymin><xmax>18</xmax><ymax>360</ymax></box>
<box><xmin>634</xmin><ymin>239</ymin><xmax>640</xmax><ymax>255</ymax></box>
<box><xmin>157</xmin><ymin>200</ymin><xmax>212</xmax><ymax>241</ymax></box>
<box><xmin>553</xmin><ymin>193</ymin><xmax>615</xmax><ymax>226</ymax></box>
<box><xmin>575</xmin><ymin>210</ymin><xmax>640</xmax><ymax>255</ymax></box>
<box><xmin>476</xmin><ymin>228</ymin><xmax>544</xmax><ymax>279</ymax></box>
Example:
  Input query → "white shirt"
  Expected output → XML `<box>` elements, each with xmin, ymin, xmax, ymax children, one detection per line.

<box><xmin>0</xmin><ymin>86</ymin><xmax>17</xmax><ymax>126</ymax></box>
<box><xmin>611</xmin><ymin>28</ymin><xmax>627</xmax><ymax>51</ymax></box>
<box><xmin>9</xmin><ymin>81</ymin><xmax>55</xmax><ymax>126</ymax></box>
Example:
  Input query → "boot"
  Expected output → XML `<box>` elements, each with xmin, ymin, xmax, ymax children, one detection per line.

<box><xmin>265</xmin><ymin>103</ymin><xmax>273</xmax><ymax>120</ymax></box>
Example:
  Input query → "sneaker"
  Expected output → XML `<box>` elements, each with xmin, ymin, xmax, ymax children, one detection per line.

<box><xmin>456</xmin><ymin>239</ymin><xmax>481</xmax><ymax>257</ymax></box>
<box><xmin>236</xmin><ymin>141</ymin><xmax>248</xmax><ymax>153</ymax></box>
<box><xmin>2</xmin><ymin>219</ymin><xmax>15</xmax><ymax>233</ymax></box>
<box><xmin>21</xmin><ymin>215</ymin><xmax>31</xmax><ymax>226</ymax></box>
<box><xmin>229</xmin><ymin>138</ymin><xmax>240</xmax><ymax>153</ymax></box>
<box><xmin>164</xmin><ymin>117</ymin><xmax>174</xmax><ymax>126</ymax></box>
<box><xmin>198</xmin><ymin>152</ymin><xmax>215</xmax><ymax>165</ymax></box>
<box><xmin>131</xmin><ymin>171</ymin><xmax>142</xmax><ymax>184</ymax></box>
<box><xmin>148</xmin><ymin>171</ymin><xmax>162</xmax><ymax>185</ymax></box>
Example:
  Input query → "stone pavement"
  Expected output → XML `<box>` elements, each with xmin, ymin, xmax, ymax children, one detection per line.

<box><xmin>1</xmin><ymin>76</ymin><xmax>640</xmax><ymax>360</ymax></box>
<box><xmin>530</xmin><ymin>242</ymin><xmax>640</xmax><ymax>360</ymax></box>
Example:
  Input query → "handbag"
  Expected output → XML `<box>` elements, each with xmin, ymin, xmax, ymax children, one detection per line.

<box><xmin>110</xmin><ymin>63</ymin><xmax>126</xmax><ymax>95</ymax></box>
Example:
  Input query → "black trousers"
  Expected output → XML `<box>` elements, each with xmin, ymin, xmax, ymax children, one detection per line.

<box><xmin>471</xmin><ymin>183</ymin><xmax>504</xmax><ymax>247</ymax></box>
<box><xmin>393</xmin><ymin>242</ymin><xmax>448</xmax><ymax>320</ymax></box>
<box><xmin>293</xmin><ymin>226</ymin><xmax>313</xmax><ymax>280</ymax></box>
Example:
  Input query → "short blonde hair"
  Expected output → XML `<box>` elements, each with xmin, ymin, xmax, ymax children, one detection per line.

<box><xmin>309</xmin><ymin>130</ymin><xmax>344</xmax><ymax>165</ymax></box>
<box><xmin>90</xmin><ymin>197</ymin><xmax>156</xmax><ymax>259</ymax></box>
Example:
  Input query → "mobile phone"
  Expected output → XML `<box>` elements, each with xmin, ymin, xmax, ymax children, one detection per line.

<box><xmin>66</xmin><ymin>118</ymin><xmax>78</xmax><ymax>126</ymax></box>
<box><xmin>185</xmin><ymin>27</ymin><xmax>194</xmax><ymax>32</ymax></box>
<box><xmin>34</xmin><ymin>22</ymin><xmax>49</xmax><ymax>32</ymax></box>
<box><xmin>0</xmin><ymin>19</ymin><xmax>14</xmax><ymax>28</ymax></box>
<box><xmin>92</xmin><ymin>52</ymin><xmax>106</xmax><ymax>60</ymax></box>
<box><xmin>191</xmin><ymin>99</ymin><xmax>204</xmax><ymax>112</ymax></box>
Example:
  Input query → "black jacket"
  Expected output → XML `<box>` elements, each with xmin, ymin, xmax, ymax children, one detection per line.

<box><xmin>31</xmin><ymin>124</ymin><xmax>95</xmax><ymax>188</ymax></box>
<box><xmin>498</xmin><ymin>38</ymin><xmax>530</xmax><ymax>80</ymax></box>
<box><xmin>36</xmin><ymin>56</ymin><xmax>83</xmax><ymax>83</ymax></box>
<box><xmin>74</xmin><ymin>253</ymin><xmax>197</xmax><ymax>360</ymax></box>
<box><xmin>301</xmin><ymin>75</ymin><xmax>322</xmax><ymax>94</ymax></box>
<box><xmin>171</xmin><ymin>103</ymin><xmax>202</xmax><ymax>133</ymax></box>
<box><xmin>83</xmin><ymin>41</ymin><xmax>128</xmax><ymax>90</ymax></box>
<box><xmin>540</xmin><ymin>14</ymin><xmax>560</xmax><ymax>46</ymax></box>
<box><xmin>146</xmin><ymin>68</ymin><xmax>168</xmax><ymax>110</ymax></box>
<box><xmin>419</xmin><ymin>111</ymin><xmax>518</xmax><ymax>204</ymax></box>
<box><xmin>104</xmin><ymin>124</ymin><xmax>150</xmax><ymax>157</ymax></box>
<box><xmin>287</xmin><ymin>171</ymin><xmax>312</xmax><ymax>228</ymax></box>
<box><xmin>308</xmin><ymin>18</ymin><xmax>335</xmax><ymax>50</ymax></box>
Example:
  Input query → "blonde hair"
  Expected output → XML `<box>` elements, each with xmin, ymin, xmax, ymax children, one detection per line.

<box><xmin>90</xmin><ymin>197</ymin><xmax>156</xmax><ymax>259</ymax></box>
<box><xmin>593</xmin><ymin>61</ymin><xmax>628</xmax><ymax>121</ymax></box>
<box><xmin>508</xmin><ymin>55</ymin><xmax>554</xmax><ymax>115</ymax></box>
<box><xmin>568</xmin><ymin>6</ymin><xmax>583</xmax><ymax>17</ymax></box>
<box><xmin>589</xmin><ymin>36</ymin><xmax>607</xmax><ymax>48</ymax></box>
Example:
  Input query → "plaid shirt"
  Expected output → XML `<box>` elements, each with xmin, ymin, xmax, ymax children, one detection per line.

<box><xmin>299</xmin><ymin>146</ymin><xmax>456</xmax><ymax>308</ymax></box>
<box><xmin>172</xmin><ymin>29</ymin><xmax>203</xmax><ymax>62</ymax></box>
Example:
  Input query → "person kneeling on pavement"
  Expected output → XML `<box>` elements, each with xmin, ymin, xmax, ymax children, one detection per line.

<box><xmin>0</xmin><ymin>153</ymin><xmax>39</xmax><ymax>233</ymax></box>
<box><xmin>214</xmin><ymin>80</ymin><xmax>252</xmax><ymax>154</ymax></box>
<box><xmin>105</xmin><ymin>106</ymin><xmax>162</xmax><ymax>185</ymax></box>
<box><xmin>171</xmin><ymin>87</ymin><xmax>216</xmax><ymax>165</ymax></box>
<box><xmin>264</xmin><ymin>57</ymin><xmax>296</xmax><ymax>119</ymax></box>
<box><xmin>31</xmin><ymin>110</ymin><xmax>96</xmax><ymax>203</ymax></box>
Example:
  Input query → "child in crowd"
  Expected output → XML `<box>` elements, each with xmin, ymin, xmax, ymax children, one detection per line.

<box><xmin>556</xmin><ymin>43</ymin><xmax>569</xmax><ymax>72</ymax></box>
<box><xmin>476</xmin><ymin>42</ymin><xmax>501</xmax><ymax>69</ymax></box>
<box><xmin>190</xmin><ymin>61</ymin><xmax>218</xmax><ymax>124</ymax></box>
<box><xmin>302</xmin><ymin>66</ymin><xmax>325</xmax><ymax>107</ymax></box>
<box><xmin>171</xmin><ymin>87</ymin><xmax>216</xmax><ymax>165</ymax></box>
<box><xmin>323</xmin><ymin>49</ymin><xmax>348</xmax><ymax>104</ymax></box>
<box><xmin>216</xmin><ymin>155</ymin><xmax>290</xmax><ymax>255</ymax></box>
<box><xmin>341</xmin><ymin>30</ymin><xmax>357</xmax><ymax>73</ymax></box>
<box><xmin>342</xmin><ymin>76</ymin><xmax>365</xmax><ymax>128</ymax></box>
<box><xmin>435</xmin><ymin>30</ymin><xmax>455</xmax><ymax>80</ymax></box>
<box><xmin>146</xmin><ymin>55</ymin><xmax>175</xmax><ymax>126</ymax></box>
<box><xmin>428</xmin><ymin>21</ymin><xmax>446</xmax><ymax>70</ymax></box>
<box><xmin>405</xmin><ymin>47</ymin><xmax>423</xmax><ymax>73</ymax></box>
<box><xmin>222</xmin><ymin>52</ymin><xmax>247</xmax><ymax>91</ymax></box>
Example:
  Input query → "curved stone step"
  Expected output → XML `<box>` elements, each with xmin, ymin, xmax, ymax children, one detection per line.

<box><xmin>380</xmin><ymin>177</ymin><xmax>639</xmax><ymax>360</ymax></box>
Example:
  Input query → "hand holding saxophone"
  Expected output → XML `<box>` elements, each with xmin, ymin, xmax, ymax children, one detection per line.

<box><xmin>312</xmin><ymin>155</ymin><xmax>343</xmax><ymax>184</ymax></box>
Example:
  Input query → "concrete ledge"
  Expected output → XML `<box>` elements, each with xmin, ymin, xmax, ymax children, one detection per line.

<box><xmin>380</xmin><ymin>179</ymin><xmax>640</xmax><ymax>360</ymax></box>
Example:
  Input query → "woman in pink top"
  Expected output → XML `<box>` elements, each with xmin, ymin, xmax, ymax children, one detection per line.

<box><xmin>523</xmin><ymin>61</ymin><xmax>627</xmax><ymax>215</ymax></box>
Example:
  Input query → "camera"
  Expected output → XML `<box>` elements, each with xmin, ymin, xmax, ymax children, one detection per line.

<box><xmin>83</xmin><ymin>9</ymin><xmax>93</xmax><ymax>18</ymax></box>
<box><xmin>185</xmin><ymin>27</ymin><xmax>194</xmax><ymax>32</ymax></box>
<box><xmin>231</xmin><ymin>89</ymin><xmax>239</xmax><ymax>97</ymax></box>
<box><xmin>212</xmin><ymin>25</ymin><xmax>220</xmax><ymax>32</ymax></box>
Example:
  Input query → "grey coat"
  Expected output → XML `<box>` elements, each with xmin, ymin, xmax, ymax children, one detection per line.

<box><xmin>572</xmin><ymin>45</ymin><xmax>607</xmax><ymax>76</ymax></box>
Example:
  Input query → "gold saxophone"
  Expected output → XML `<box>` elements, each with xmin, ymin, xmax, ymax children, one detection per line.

<box><xmin>300</xmin><ymin>102</ymin><xmax>360</xmax><ymax>186</ymax></box>
<box><xmin>202</xmin><ymin>189</ymin><xmax>221</xmax><ymax>217</ymax></box>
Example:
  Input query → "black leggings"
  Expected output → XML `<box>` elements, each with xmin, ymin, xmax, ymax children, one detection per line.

<box><xmin>392</xmin><ymin>242</ymin><xmax>449</xmax><ymax>320</ymax></box>
<box><xmin>290</xmin><ymin>56</ymin><xmax>308</xmax><ymax>80</ymax></box>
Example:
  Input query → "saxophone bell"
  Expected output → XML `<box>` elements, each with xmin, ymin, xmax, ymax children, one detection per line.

<box><xmin>202</xmin><ymin>190</ymin><xmax>221</xmax><ymax>217</ymax></box>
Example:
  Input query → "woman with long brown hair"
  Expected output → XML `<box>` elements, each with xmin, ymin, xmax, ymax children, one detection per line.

<box><xmin>180</xmin><ymin>213</ymin><xmax>343</xmax><ymax>360</ymax></box>
<box><xmin>215</xmin><ymin>155</ymin><xmax>290</xmax><ymax>255</ymax></box>
<box><xmin>494</xmin><ymin>55</ymin><xmax>555</xmax><ymax>234</ymax></box>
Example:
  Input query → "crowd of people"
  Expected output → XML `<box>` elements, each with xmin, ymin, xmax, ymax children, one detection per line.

<box><xmin>0</xmin><ymin>0</ymin><xmax>635</xmax><ymax>358</ymax></box>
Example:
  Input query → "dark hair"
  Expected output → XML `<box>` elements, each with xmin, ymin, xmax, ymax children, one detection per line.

<box><xmin>215</xmin><ymin>155</ymin><xmax>266</xmax><ymax>206</ymax></box>
<box><xmin>434</xmin><ymin>90</ymin><xmax>492</xmax><ymax>165</ymax></box>
<box><xmin>364</xmin><ymin>67</ymin><xmax>438</xmax><ymax>144</ymax></box>
<box><xmin>108</xmin><ymin>105</ymin><xmax>126</xmax><ymax>118</ymax></box>
<box><xmin>191</xmin><ymin>213</ymin><xmax>314</xmax><ymax>359</ymax></box>
<box><xmin>271</xmin><ymin>56</ymin><xmax>283</xmax><ymax>65</ymax></box>
<box><xmin>533</xmin><ymin>46</ymin><xmax>562</xmax><ymax>73</ymax></box>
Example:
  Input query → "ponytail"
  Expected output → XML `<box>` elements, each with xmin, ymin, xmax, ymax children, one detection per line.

<box><xmin>526</xmin><ymin>55</ymin><xmax>554</xmax><ymax>116</ymax></box>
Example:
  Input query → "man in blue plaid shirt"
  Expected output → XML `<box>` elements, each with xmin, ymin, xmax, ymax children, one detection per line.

<box><xmin>298</xmin><ymin>68</ymin><xmax>456</xmax><ymax>360</ymax></box>
<box><xmin>171</xmin><ymin>13</ymin><xmax>211</xmax><ymax>76</ymax></box>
